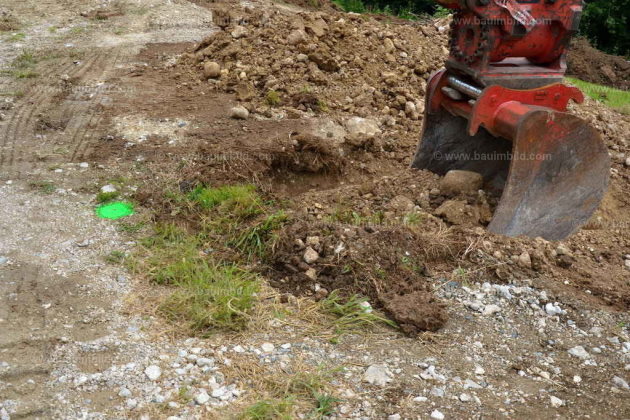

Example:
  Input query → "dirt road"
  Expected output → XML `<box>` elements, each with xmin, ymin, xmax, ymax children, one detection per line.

<box><xmin>1</xmin><ymin>0</ymin><xmax>629</xmax><ymax>419</ymax></box>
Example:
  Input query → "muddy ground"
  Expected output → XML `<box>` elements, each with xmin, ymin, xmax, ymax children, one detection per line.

<box><xmin>0</xmin><ymin>0</ymin><xmax>629</xmax><ymax>419</ymax></box>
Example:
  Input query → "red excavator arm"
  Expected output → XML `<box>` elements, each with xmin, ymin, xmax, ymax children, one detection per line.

<box><xmin>412</xmin><ymin>0</ymin><xmax>610</xmax><ymax>240</ymax></box>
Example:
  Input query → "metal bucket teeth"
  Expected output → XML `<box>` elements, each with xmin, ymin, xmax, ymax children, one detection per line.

<box><xmin>412</xmin><ymin>109</ymin><xmax>610</xmax><ymax>240</ymax></box>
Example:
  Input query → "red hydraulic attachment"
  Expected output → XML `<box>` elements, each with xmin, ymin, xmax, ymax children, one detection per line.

<box><xmin>411</xmin><ymin>0</ymin><xmax>610</xmax><ymax>240</ymax></box>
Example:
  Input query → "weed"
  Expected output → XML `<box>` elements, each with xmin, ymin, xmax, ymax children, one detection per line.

<box><xmin>48</xmin><ymin>26</ymin><xmax>57</xmax><ymax>33</ymax></box>
<box><xmin>316</xmin><ymin>99</ymin><xmax>328</xmax><ymax>112</ymax></box>
<box><xmin>231</xmin><ymin>211</ymin><xmax>288</xmax><ymax>258</ymax></box>
<box><xmin>96</xmin><ymin>191</ymin><xmax>120</xmax><ymax>203</ymax></box>
<box><xmin>117</xmin><ymin>221</ymin><xmax>146</xmax><ymax>234</ymax></box>
<box><xmin>320</xmin><ymin>291</ymin><xmax>396</xmax><ymax>336</ymax></box>
<box><xmin>241</xmin><ymin>397</ymin><xmax>295</xmax><ymax>420</ymax></box>
<box><xmin>239</xmin><ymin>367</ymin><xmax>341</xmax><ymax>419</ymax></box>
<box><xmin>70</xmin><ymin>26</ymin><xmax>85</xmax><ymax>34</ymax></box>
<box><xmin>105</xmin><ymin>250</ymin><xmax>126</xmax><ymax>264</ymax></box>
<box><xmin>158</xmin><ymin>262</ymin><xmax>260</xmax><ymax>333</ymax></box>
<box><xmin>29</xmin><ymin>181</ymin><xmax>56</xmax><ymax>194</ymax></box>
<box><xmin>312</xmin><ymin>393</ymin><xmax>341</xmax><ymax>418</ymax></box>
<box><xmin>403</xmin><ymin>211</ymin><xmax>424</xmax><ymax>226</ymax></box>
<box><xmin>189</xmin><ymin>184</ymin><xmax>263</xmax><ymax>219</ymax></box>
<box><xmin>265</xmin><ymin>90</ymin><xmax>281</xmax><ymax>106</ymax></box>
<box><xmin>2</xmin><ymin>50</ymin><xmax>38</xmax><ymax>79</ymax></box>
<box><xmin>7</xmin><ymin>32</ymin><xmax>25</xmax><ymax>42</ymax></box>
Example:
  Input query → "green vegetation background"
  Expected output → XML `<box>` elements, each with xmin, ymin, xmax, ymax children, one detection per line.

<box><xmin>333</xmin><ymin>0</ymin><xmax>630</xmax><ymax>57</ymax></box>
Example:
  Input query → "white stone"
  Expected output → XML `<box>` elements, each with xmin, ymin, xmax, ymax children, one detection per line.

<box><xmin>100</xmin><ymin>184</ymin><xmax>117</xmax><ymax>193</ymax></box>
<box><xmin>413</xmin><ymin>396</ymin><xmax>428</xmax><ymax>402</ymax></box>
<box><xmin>482</xmin><ymin>304</ymin><xmax>501</xmax><ymax>316</ymax></box>
<box><xmin>573</xmin><ymin>375</ymin><xmax>582</xmax><ymax>383</ymax></box>
<box><xmin>363</xmin><ymin>365</ymin><xmax>392</xmax><ymax>386</ymax></box>
<box><xmin>197</xmin><ymin>357</ymin><xmax>214</xmax><ymax>367</ymax></box>
<box><xmin>388</xmin><ymin>415</ymin><xmax>401</xmax><ymax>420</ymax></box>
<box><xmin>303</xmin><ymin>247</ymin><xmax>319</xmax><ymax>264</ymax></box>
<box><xmin>261</xmin><ymin>342</ymin><xmax>275</xmax><ymax>353</ymax></box>
<box><xmin>550</xmin><ymin>396</ymin><xmax>564</xmax><ymax>408</ymax></box>
<box><xmin>231</xmin><ymin>26</ymin><xmax>247</xmax><ymax>39</ymax></box>
<box><xmin>613</xmin><ymin>376</ymin><xmax>630</xmax><ymax>390</ymax></box>
<box><xmin>118</xmin><ymin>387</ymin><xmax>132</xmax><ymax>397</ymax></box>
<box><xmin>345</xmin><ymin>117</ymin><xmax>382</xmax><ymax>139</ymax></box>
<box><xmin>459</xmin><ymin>393</ymin><xmax>471</xmax><ymax>402</ymax></box>
<box><xmin>194</xmin><ymin>389</ymin><xmax>211</xmax><ymax>404</ymax></box>
<box><xmin>144</xmin><ymin>365</ymin><xmax>161</xmax><ymax>381</ymax></box>
<box><xmin>430</xmin><ymin>409</ymin><xmax>445</xmax><ymax>420</ymax></box>
<box><xmin>545</xmin><ymin>302</ymin><xmax>564</xmax><ymax>316</ymax></box>
<box><xmin>230</xmin><ymin>106</ymin><xmax>249</xmax><ymax>120</ymax></box>
<box><xmin>568</xmin><ymin>346</ymin><xmax>590</xmax><ymax>360</ymax></box>
<box><xmin>79</xmin><ymin>162</ymin><xmax>89</xmax><ymax>168</ymax></box>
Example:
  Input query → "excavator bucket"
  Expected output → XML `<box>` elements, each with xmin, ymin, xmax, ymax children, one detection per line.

<box><xmin>412</xmin><ymin>107</ymin><xmax>610</xmax><ymax>241</ymax></box>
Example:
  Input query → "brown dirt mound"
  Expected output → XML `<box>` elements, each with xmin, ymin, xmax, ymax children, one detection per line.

<box><xmin>181</xmin><ymin>7</ymin><xmax>448</xmax><ymax>121</ymax></box>
<box><xmin>269</xmin><ymin>219</ymin><xmax>464</xmax><ymax>333</ymax></box>
<box><xmin>567</xmin><ymin>37</ymin><xmax>630</xmax><ymax>90</ymax></box>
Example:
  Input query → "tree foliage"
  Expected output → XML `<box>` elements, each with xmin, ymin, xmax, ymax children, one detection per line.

<box><xmin>581</xmin><ymin>0</ymin><xmax>630</xmax><ymax>57</ymax></box>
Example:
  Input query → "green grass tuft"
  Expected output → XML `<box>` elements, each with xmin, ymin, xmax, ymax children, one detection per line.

<box><xmin>29</xmin><ymin>181</ymin><xmax>56</xmax><ymax>194</ymax></box>
<box><xmin>241</xmin><ymin>397</ymin><xmax>295</xmax><ymax>420</ymax></box>
<box><xmin>189</xmin><ymin>184</ymin><xmax>263</xmax><ymax>218</ymax></box>
<box><xmin>265</xmin><ymin>90</ymin><xmax>281</xmax><ymax>106</ymax></box>
<box><xmin>96</xmin><ymin>191</ymin><xmax>120</xmax><ymax>203</ymax></box>
<box><xmin>321</xmin><ymin>291</ymin><xmax>396</xmax><ymax>336</ymax></box>
<box><xmin>2</xmin><ymin>50</ymin><xmax>38</xmax><ymax>79</ymax></box>
<box><xmin>231</xmin><ymin>211</ymin><xmax>288</xmax><ymax>258</ymax></box>
<box><xmin>566</xmin><ymin>77</ymin><xmax>630</xmax><ymax>114</ymax></box>
<box><xmin>158</xmin><ymin>261</ymin><xmax>260</xmax><ymax>333</ymax></box>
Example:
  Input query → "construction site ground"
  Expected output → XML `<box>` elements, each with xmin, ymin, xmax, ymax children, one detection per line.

<box><xmin>0</xmin><ymin>0</ymin><xmax>629</xmax><ymax>419</ymax></box>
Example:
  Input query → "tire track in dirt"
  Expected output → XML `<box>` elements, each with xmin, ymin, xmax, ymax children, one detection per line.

<box><xmin>0</xmin><ymin>53</ymin><xmax>100</xmax><ymax>176</ymax></box>
<box><xmin>68</xmin><ymin>47</ymin><xmax>127</xmax><ymax>164</ymax></box>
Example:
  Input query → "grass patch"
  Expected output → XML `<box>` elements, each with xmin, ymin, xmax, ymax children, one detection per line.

<box><xmin>241</xmin><ymin>397</ymin><xmax>295</xmax><ymax>420</ymax></box>
<box><xmin>230</xmin><ymin>211</ymin><xmax>288</xmax><ymax>258</ymax></box>
<box><xmin>239</xmin><ymin>367</ymin><xmax>341</xmax><ymax>419</ymax></box>
<box><xmin>188</xmin><ymin>184</ymin><xmax>263</xmax><ymax>219</ymax></box>
<box><xmin>320</xmin><ymin>290</ymin><xmax>396</xmax><ymax>338</ymax></box>
<box><xmin>566</xmin><ymin>77</ymin><xmax>630</xmax><ymax>114</ymax></box>
<box><xmin>132</xmin><ymin>184</ymin><xmax>288</xmax><ymax>334</ymax></box>
<box><xmin>117</xmin><ymin>221</ymin><xmax>146</xmax><ymax>233</ymax></box>
<box><xmin>265</xmin><ymin>90</ymin><xmax>281</xmax><ymax>106</ymax></box>
<box><xmin>7</xmin><ymin>32</ymin><xmax>25</xmax><ymax>41</ymax></box>
<box><xmin>158</xmin><ymin>261</ymin><xmax>260</xmax><ymax>333</ymax></box>
<box><xmin>96</xmin><ymin>191</ymin><xmax>120</xmax><ymax>203</ymax></box>
<box><xmin>2</xmin><ymin>50</ymin><xmax>38</xmax><ymax>79</ymax></box>
<box><xmin>105</xmin><ymin>250</ymin><xmax>126</xmax><ymax>264</ymax></box>
<box><xmin>29</xmin><ymin>181</ymin><xmax>56</xmax><ymax>194</ymax></box>
<box><xmin>135</xmin><ymin>222</ymin><xmax>263</xmax><ymax>334</ymax></box>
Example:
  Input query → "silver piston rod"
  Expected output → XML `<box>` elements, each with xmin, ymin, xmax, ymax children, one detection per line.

<box><xmin>445</xmin><ymin>75</ymin><xmax>482</xmax><ymax>99</ymax></box>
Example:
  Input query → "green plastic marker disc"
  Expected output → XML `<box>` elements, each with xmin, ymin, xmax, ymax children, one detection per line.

<box><xmin>96</xmin><ymin>201</ymin><xmax>134</xmax><ymax>220</ymax></box>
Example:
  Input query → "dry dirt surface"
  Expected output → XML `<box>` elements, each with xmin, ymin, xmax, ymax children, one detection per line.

<box><xmin>1</xmin><ymin>0</ymin><xmax>630</xmax><ymax>419</ymax></box>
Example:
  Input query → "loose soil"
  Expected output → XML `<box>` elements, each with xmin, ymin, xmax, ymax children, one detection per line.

<box><xmin>567</xmin><ymin>37</ymin><xmax>630</xmax><ymax>90</ymax></box>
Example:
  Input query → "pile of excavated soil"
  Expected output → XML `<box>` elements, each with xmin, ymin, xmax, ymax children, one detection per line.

<box><xmin>567</xmin><ymin>37</ymin><xmax>630</xmax><ymax>90</ymax></box>
<box><xmin>181</xmin><ymin>7</ymin><xmax>448</xmax><ymax>123</ymax></box>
